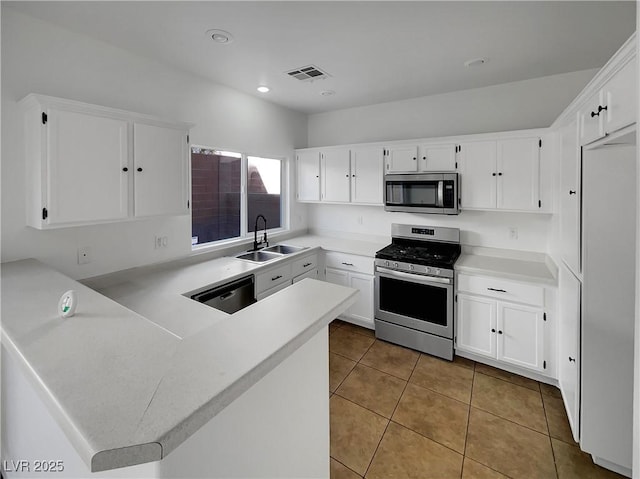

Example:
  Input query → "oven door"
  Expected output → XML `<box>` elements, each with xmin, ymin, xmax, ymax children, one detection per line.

<box><xmin>375</xmin><ymin>267</ymin><xmax>453</xmax><ymax>338</ymax></box>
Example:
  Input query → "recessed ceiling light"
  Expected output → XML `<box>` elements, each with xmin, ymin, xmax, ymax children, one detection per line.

<box><xmin>464</xmin><ymin>57</ymin><xmax>488</xmax><ymax>68</ymax></box>
<box><xmin>320</xmin><ymin>90</ymin><xmax>335</xmax><ymax>96</ymax></box>
<box><xmin>206</xmin><ymin>29</ymin><xmax>233</xmax><ymax>44</ymax></box>
<box><xmin>257</xmin><ymin>86</ymin><xmax>270</xmax><ymax>93</ymax></box>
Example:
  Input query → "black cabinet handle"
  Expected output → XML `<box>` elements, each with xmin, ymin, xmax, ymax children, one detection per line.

<box><xmin>569</xmin><ymin>190</ymin><xmax>576</xmax><ymax>195</ymax></box>
<box><xmin>303</xmin><ymin>262</ymin><xmax>312</xmax><ymax>268</ymax></box>
<box><xmin>569</xmin><ymin>357</ymin><xmax>576</xmax><ymax>362</ymax></box>
<box><xmin>341</xmin><ymin>262</ymin><xmax>354</xmax><ymax>266</ymax></box>
<box><xmin>498</xmin><ymin>172</ymin><xmax>503</xmax><ymax>176</ymax></box>
<box><xmin>492</xmin><ymin>173</ymin><xmax>497</xmax><ymax>176</ymax></box>
<box><xmin>598</xmin><ymin>105</ymin><xmax>608</xmax><ymax>113</ymax></box>
<box><xmin>271</xmin><ymin>275</ymin><xmax>283</xmax><ymax>281</ymax></box>
<box><xmin>491</xmin><ymin>328</ymin><xmax>496</xmax><ymax>333</ymax></box>
<box><xmin>487</xmin><ymin>287</ymin><xmax>507</xmax><ymax>293</ymax></box>
<box><xmin>413</xmin><ymin>157</ymin><xmax>417</xmax><ymax>161</ymax></box>
<box><xmin>498</xmin><ymin>330</ymin><xmax>503</xmax><ymax>335</ymax></box>
<box><xmin>590</xmin><ymin>111</ymin><xmax>599</xmax><ymax>118</ymax></box>
<box><xmin>122</xmin><ymin>167</ymin><xmax>129</xmax><ymax>172</ymax></box>
<box><xmin>345</xmin><ymin>174</ymin><xmax>349</xmax><ymax>177</ymax></box>
<box><xmin>422</xmin><ymin>156</ymin><xmax>427</xmax><ymax>160</ymax></box>
<box><xmin>137</xmin><ymin>167</ymin><xmax>143</xmax><ymax>172</ymax></box>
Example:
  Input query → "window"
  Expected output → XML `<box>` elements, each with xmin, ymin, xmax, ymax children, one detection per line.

<box><xmin>191</xmin><ymin>147</ymin><xmax>284</xmax><ymax>247</ymax></box>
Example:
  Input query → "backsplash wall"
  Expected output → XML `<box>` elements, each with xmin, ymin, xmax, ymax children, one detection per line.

<box><xmin>307</xmin><ymin>204</ymin><xmax>553</xmax><ymax>253</ymax></box>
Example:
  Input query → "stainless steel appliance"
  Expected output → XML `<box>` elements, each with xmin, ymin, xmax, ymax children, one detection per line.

<box><xmin>191</xmin><ymin>275</ymin><xmax>256</xmax><ymax>314</ymax></box>
<box><xmin>374</xmin><ymin>224</ymin><xmax>461</xmax><ymax>360</ymax></box>
<box><xmin>384</xmin><ymin>172</ymin><xmax>459</xmax><ymax>215</ymax></box>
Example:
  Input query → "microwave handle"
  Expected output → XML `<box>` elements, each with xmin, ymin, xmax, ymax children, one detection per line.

<box><xmin>437</xmin><ymin>181</ymin><xmax>444</xmax><ymax>207</ymax></box>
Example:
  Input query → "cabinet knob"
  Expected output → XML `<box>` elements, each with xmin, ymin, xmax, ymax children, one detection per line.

<box><xmin>498</xmin><ymin>330</ymin><xmax>503</xmax><ymax>335</ymax></box>
<box><xmin>492</xmin><ymin>172</ymin><xmax>497</xmax><ymax>177</ymax></box>
<box><xmin>598</xmin><ymin>105</ymin><xmax>608</xmax><ymax>113</ymax></box>
<box><xmin>590</xmin><ymin>110</ymin><xmax>599</xmax><ymax>118</ymax></box>
<box><xmin>345</xmin><ymin>174</ymin><xmax>349</xmax><ymax>178</ymax></box>
<box><xmin>498</xmin><ymin>172</ymin><xmax>503</xmax><ymax>176</ymax></box>
<box><xmin>137</xmin><ymin>167</ymin><xmax>143</xmax><ymax>172</ymax></box>
<box><xmin>122</xmin><ymin>167</ymin><xmax>129</xmax><ymax>172</ymax></box>
<box><xmin>422</xmin><ymin>156</ymin><xmax>426</xmax><ymax>160</ymax></box>
<box><xmin>569</xmin><ymin>357</ymin><xmax>576</xmax><ymax>362</ymax></box>
<box><xmin>413</xmin><ymin>157</ymin><xmax>417</xmax><ymax>161</ymax></box>
<box><xmin>491</xmin><ymin>328</ymin><xmax>496</xmax><ymax>333</ymax></box>
<box><xmin>569</xmin><ymin>190</ymin><xmax>576</xmax><ymax>195</ymax></box>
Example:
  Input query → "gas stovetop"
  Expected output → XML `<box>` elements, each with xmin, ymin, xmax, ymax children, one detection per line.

<box><xmin>375</xmin><ymin>224</ymin><xmax>461</xmax><ymax>270</ymax></box>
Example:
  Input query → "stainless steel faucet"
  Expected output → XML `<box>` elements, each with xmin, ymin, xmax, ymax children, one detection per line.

<box><xmin>253</xmin><ymin>215</ymin><xmax>268</xmax><ymax>251</ymax></box>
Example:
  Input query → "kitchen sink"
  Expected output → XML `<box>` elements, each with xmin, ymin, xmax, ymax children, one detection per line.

<box><xmin>235</xmin><ymin>251</ymin><xmax>282</xmax><ymax>263</ymax></box>
<box><xmin>262</xmin><ymin>244</ymin><xmax>307</xmax><ymax>255</ymax></box>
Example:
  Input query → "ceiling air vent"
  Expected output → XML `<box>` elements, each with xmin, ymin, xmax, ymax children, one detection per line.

<box><xmin>285</xmin><ymin>65</ymin><xmax>331</xmax><ymax>82</ymax></box>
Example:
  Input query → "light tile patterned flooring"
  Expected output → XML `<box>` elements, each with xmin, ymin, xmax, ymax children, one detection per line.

<box><xmin>328</xmin><ymin>320</ymin><xmax>626</xmax><ymax>479</ymax></box>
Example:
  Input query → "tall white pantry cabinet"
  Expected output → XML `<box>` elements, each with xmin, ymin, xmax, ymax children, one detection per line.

<box><xmin>554</xmin><ymin>33</ymin><xmax>636</xmax><ymax>477</ymax></box>
<box><xmin>22</xmin><ymin>94</ymin><xmax>192</xmax><ymax>229</ymax></box>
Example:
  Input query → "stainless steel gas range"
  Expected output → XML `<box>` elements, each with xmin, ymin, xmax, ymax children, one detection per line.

<box><xmin>374</xmin><ymin>224</ymin><xmax>461</xmax><ymax>361</ymax></box>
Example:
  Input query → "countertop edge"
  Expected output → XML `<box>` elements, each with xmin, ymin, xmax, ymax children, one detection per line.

<box><xmin>92</xmin><ymin>443</ymin><xmax>163</xmax><ymax>472</ymax></box>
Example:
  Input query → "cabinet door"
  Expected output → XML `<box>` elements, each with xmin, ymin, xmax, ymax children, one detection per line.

<box><xmin>603</xmin><ymin>57</ymin><xmax>637</xmax><ymax>135</ymax></box>
<box><xmin>351</xmin><ymin>146</ymin><xmax>384</xmax><ymax>204</ymax></box>
<box><xmin>46</xmin><ymin>109</ymin><xmax>129</xmax><ymax>224</ymax></box>
<box><xmin>497</xmin><ymin>302</ymin><xmax>544</xmax><ymax>371</ymax></box>
<box><xmin>558</xmin><ymin>264</ymin><xmax>581</xmax><ymax>441</ymax></box>
<box><xmin>456</xmin><ymin>293</ymin><xmax>496</xmax><ymax>358</ymax></box>
<box><xmin>579</xmin><ymin>91</ymin><xmax>604</xmax><ymax>145</ymax></box>
<box><xmin>560</xmin><ymin>120</ymin><xmax>581</xmax><ymax>274</ymax></box>
<box><xmin>296</xmin><ymin>150</ymin><xmax>320</xmax><ymax>201</ymax></box>
<box><xmin>321</xmin><ymin>149</ymin><xmax>351</xmax><ymax>203</ymax></box>
<box><xmin>496</xmin><ymin>138</ymin><xmax>540</xmax><ymax>211</ymax></box>
<box><xmin>348</xmin><ymin>272</ymin><xmax>374</xmax><ymax>326</ymax></box>
<box><xmin>133</xmin><ymin>123</ymin><xmax>188</xmax><ymax>217</ymax></box>
<box><xmin>385</xmin><ymin>145</ymin><xmax>418</xmax><ymax>173</ymax></box>
<box><xmin>457</xmin><ymin>141</ymin><xmax>497</xmax><ymax>209</ymax></box>
<box><xmin>418</xmin><ymin>144</ymin><xmax>456</xmax><ymax>171</ymax></box>
<box><xmin>325</xmin><ymin>267</ymin><xmax>349</xmax><ymax>287</ymax></box>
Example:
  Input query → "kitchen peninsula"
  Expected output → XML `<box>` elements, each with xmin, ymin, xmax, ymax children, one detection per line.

<box><xmin>1</xmin><ymin>255</ymin><xmax>358</xmax><ymax>478</ymax></box>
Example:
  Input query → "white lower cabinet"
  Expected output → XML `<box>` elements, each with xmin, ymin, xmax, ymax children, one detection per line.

<box><xmin>456</xmin><ymin>273</ymin><xmax>547</xmax><ymax>374</ymax></box>
<box><xmin>255</xmin><ymin>252</ymin><xmax>319</xmax><ymax>300</ymax></box>
<box><xmin>324</xmin><ymin>251</ymin><xmax>374</xmax><ymax>328</ymax></box>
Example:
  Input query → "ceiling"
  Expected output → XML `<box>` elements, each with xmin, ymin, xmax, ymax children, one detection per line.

<box><xmin>5</xmin><ymin>1</ymin><xmax>637</xmax><ymax>114</ymax></box>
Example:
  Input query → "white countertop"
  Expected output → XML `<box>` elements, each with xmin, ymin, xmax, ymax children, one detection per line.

<box><xmin>455</xmin><ymin>247</ymin><xmax>557</xmax><ymax>285</ymax></box>
<box><xmin>1</xmin><ymin>250</ymin><xmax>357</xmax><ymax>472</ymax></box>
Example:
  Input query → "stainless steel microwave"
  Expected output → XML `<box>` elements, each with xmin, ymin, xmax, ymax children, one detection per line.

<box><xmin>384</xmin><ymin>172</ymin><xmax>459</xmax><ymax>215</ymax></box>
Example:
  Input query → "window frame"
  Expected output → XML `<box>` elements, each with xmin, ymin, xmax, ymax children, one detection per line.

<box><xmin>190</xmin><ymin>144</ymin><xmax>289</xmax><ymax>251</ymax></box>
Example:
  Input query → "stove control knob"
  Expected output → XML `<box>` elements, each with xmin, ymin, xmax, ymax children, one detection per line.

<box><xmin>426</xmin><ymin>267</ymin><xmax>431</xmax><ymax>274</ymax></box>
<box><xmin>410</xmin><ymin>264</ymin><xmax>414</xmax><ymax>271</ymax></box>
<box><xmin>434</xmin><ymin>268</ymin><xmax>441</xmax><ymax>276</ymax></box>
<box><xmin>385</xmin><ymin>261</ymin><xmax>390</xmax><ymax>267</ymax></box>
<box><xmin>394</xmin><ymin>262</ymin><xmax>399</xmax><ymax>268</ymax></box>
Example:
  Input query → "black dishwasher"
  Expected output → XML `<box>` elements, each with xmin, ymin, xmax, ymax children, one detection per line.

<box><xmin>191</xmin><ymin>275</ymin><xmax>256</xmax><ymax>314</ymax></box>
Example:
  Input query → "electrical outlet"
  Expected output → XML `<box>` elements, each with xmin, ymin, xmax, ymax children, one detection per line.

<box><xmin>508</xmin><ymin>227</ymin><xmax>518</xmax><ymax>240</ymax></box>
<box><xmin>155</xmin><ymin>236</ymin><xmax>168</xmax><ymax>249</ymax></box>
<box><xmin>77</xmin><ymin>247</ymin><xmax>91</xmax><ymax>264</ymax></box>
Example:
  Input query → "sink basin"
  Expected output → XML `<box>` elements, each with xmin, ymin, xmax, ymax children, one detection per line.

<box><xmin>263</xmin><ymin>244</ymin><xmax>307</xmax><ymax>255</ymax></box>
<box><xmin>235</xmin><ymin>251</ymin><xmax>282</xmax><ymax>263</ymax></box>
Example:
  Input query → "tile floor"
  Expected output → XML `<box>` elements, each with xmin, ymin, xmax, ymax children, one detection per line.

<box><xmin>328</xmin><ymin>320</ymin><xmax>626</xmax><ymax>479</ymax></box>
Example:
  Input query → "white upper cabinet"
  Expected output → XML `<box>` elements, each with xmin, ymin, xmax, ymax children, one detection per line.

<box><xmin>457</xmin><ymin>140</ymin><xmax>497</xmax><ymax>210</ymax></box>
<box><xmin>45</xmin><ymin>109</ymin><xmax>129</xmax><ymax>225</ymax></box>
<box><xmin>133</xmin><ymin>123</ymin><xmax>189</xmax><ymax>217</ymax></box>
<box><xmin>296</xmin><ymin>150</ymin><xmax>320</xmax><ymax>201</ymax></box>
<box><xmin>321</xmin><ymin>148</ymin><xmax>351</xmax><ymax>203</ymax></box>
<box><xmin>496</xmin><ymin>138</ymin><xmax>540</xmax><ymax>211</ymax></box>
<box><xmin>385</xmin><ymin>145</ymin><xmax>418</xmax><ymax>172</ymax></box>
<box><xmin>418</xmin><ymin>143</ymin><xmax>457</xmax><ymax>171</ymax></box>
<box><xmin>297</xmin><ymin>146</ymin><xmax>383</xmax><ymax>205</ymax></box>
<box><xmin>22</xmin><ymin>94</ymin><xmax>192</xmax><ymax>229</ymax></box>
<box><xmin>458</xmin><ymin>137</ymin><xmax>542</xmax><ymax>212</ymax></box>
<box><xmin>351</xmin><ymin>146</ymin><xmax>384</xmax><ymax>204</ymax></box>
<box><xmin>579</xmin><ymin>56</ymin><xmax>636</xmax><ymax>146</ymax></box>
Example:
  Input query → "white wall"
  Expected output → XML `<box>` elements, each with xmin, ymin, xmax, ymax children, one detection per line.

<box><xmin>1</xmin><ymin>8</ymin><xmax>308</xmax><ymax>279</ymax></box>
<box><xmin>308</xmin><ymin>69</ymin><xmax>598</xmax><ymax>147</ymax></box>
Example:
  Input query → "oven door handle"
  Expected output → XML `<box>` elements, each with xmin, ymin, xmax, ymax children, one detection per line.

<box><xmin>376</xmin><ymin>267</ymin><xmax>452</xmax><ymax>285</ymax></box>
